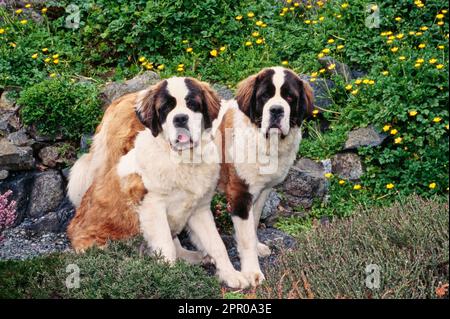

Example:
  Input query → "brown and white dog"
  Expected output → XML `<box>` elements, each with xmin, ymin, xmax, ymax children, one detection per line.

<box><xmin>217</xmin><ymin>67</ymin><xmax>314</xmax><ymax>286</ymax></box>
<box><xmin>67</xmin><ymin>77</ymin><xmax>249</xmax><ymax>288</ymax></box>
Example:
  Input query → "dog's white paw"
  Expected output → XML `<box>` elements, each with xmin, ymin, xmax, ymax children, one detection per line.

<box><xmin>218</xmin><ymin>269</ymin><xmax>249</xmax><ymax>289</ymax></box>
<box><xmin>257</xmin><ymin>242</ymin><xmax>271</xmax><ymax>257</ymax></box>
<box><xmin>242</xmin><ymin>269</ymin><xmax>265</xmax><ymax>287</ymax></box>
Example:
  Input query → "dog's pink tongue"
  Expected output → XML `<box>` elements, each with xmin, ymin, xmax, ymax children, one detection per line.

<box><xmin>177</xmin><ymin>133</ymin><xmax>190</xmax><ymax>143</ymax></box>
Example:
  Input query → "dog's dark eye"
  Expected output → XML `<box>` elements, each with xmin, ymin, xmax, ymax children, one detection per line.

<box><xmin>261</xmin><ymin>93</ymin><xmax>271</xmax><ymax>100</ymax></box>
<box><xmin>285</xmin><ymin>95</ymin><xmax>295</xmax><ymax>103</ymax></box>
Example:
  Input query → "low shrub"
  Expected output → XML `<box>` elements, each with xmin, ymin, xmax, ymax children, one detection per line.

<box><xmin>18</xmin><ymin>78</ymin><xmax>102</xmax><ymax>140</ymax></box>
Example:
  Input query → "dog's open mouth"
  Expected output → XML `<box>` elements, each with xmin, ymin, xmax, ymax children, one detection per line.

<box><xmin>171</xmin><ymin>130</ymin><xmax>195</xmax><ymax>151</ymax></box>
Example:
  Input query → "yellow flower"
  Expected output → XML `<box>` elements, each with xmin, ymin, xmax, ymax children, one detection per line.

<box><xmin>396</xmin><ymin>33</ymin><xmax>404</xmax><ymax>39</ymax></box>
<box><xmin>182</xmin><ymin>40</ymin><xmax>189</xmax><ymax>44</ymax></box>
<box><xmin>388</xmin><ymin>35</ymin><xmax>395</xmax><ymax>40</ymax></box>
<box><xmin>433</xmin><ymin>117</ymin><xmax>442</xmax><ymax>123</ymax></box>
<box><xmin>317</xmin><ymin>0</ymin><xmax>324</xmax><ymax>6</ymax></box>
<box><xmin>319</xmin><ymin>16</ymin><xmax>325</xmax><ymax>21</ymax></box>
<box><xmin>52</xmin><ymin>54</ymin><xmax>59</xmax><ymax>59</ymax></box>
<box><xmin>41</xmin><ymin>8</ymin><xmax>48</xmax><ymax>14</ymax></box>
<box><xmin>138</xmin><ymin>56</ymin><xmax>146</xmax><ymax>63</ymax></box>
<box><xmin>362</xmin><ymin>79</ymin><xmax>370</xmax><ymax>84</ymax></box>
<box><xmin>178</xmin><ymin>64</ymin><xmax>184</xmax><ymax>68</ymax></box>
<box><xmin>355</xmin><ymin>79</ymin><xmax>362</xmax><ymax>85</ymax></box>
<box><xmin>394</xmin><ymin>137</ymin><xmax>402</xmax><ymax>144</ymax></box>
<box><xmin>345</xmin><ymin>84</ymin><xmax>353</xmax><ymax>91</ymax></box>
<box><xmin>177</xmin><ymin>67</ymin><xmax>184</xmax><ymax>72</ymax></box>
<box><xmin>252</xmin><ymin>31</ymin><xmax>260</xmax><ymax>37</ymax></box>
<box><xmin>442</xmin><ymin>10</ymin><xmax>448</xmax><ymax>14</ymax></box>
<box><xmin>438</xmin><ymin>45</ymin><xmax>445</xmax><ymax>50</ymax></box>
<box><xmin>53</xmin><ymin>59</ymin><xmax>59</xmax><ymax>64</ymax></box>
<box><xmin>429</xmin><ymin>182</ymin><xmax>436</xmax><ymax>189</ymax></box>
<box><xmin>337</xmin><ymin>45</ymin><xmax>345</xmax><ymax>50</ymax></box>
<box><xmin>261</xmin><ymin>23</ymin><xmax>268</xmax><ymax>28</ymax></box>
<box><xmin>245</xmin><ymin>41</ymin><xmax>252</xmax><ymax>47</ymax></box>
<box><xmin>418</xmin><ymin>43</ymin><xmax>426</xmax><ymax>49</ymax></box>
<box><xmin>0</xmin><ymin>28</ymin><xmax>5</xmax><ymax>34</ymax></box>
<box><xmin>415</xmin><ymin>32</ymin><xmax>423</xmax><ymax>36</ymax></box>
<box><xmin>157</xmin><ymin>64</ymin><xmax>165</xmax><ymax>71</ymax></box>
<box><xmin>319</xmin><ymin>68</ymin><xmax>326</xmax><ymax>74</ymax></box>
<box><xmin>328</xmin><ymin>63</ymin><xmax>336</xmax><ymax>70</ymax></box>
<box><xmin>336</xmin><ymin>14</ymin><xmax>342</xmax><ymax>19</ymax></box>
<box><xmin>256</xmin><ymin>20</ymin><xmax>263</xmax><ymax>27</ymax></box>
<box><xmin>311</xmin><ymin>72</ymin><xmax>318</xmax><ymax>77</ymax></box>
<box><xmin>416</xmin><ymin>58</ymin><xmax>424</xmax><ymax>63</ymax></box>
<box><xmin>324</xmin><ymin>173</ymin><xmax>333</xmax><ymax>179</ymax></box>
<box><xmin>312</xmin><ymin>109</ymin><xmax>319</xmax><ymax>115</ymax></box>
<box><xmin>294</xmin><ymin>2</ymin><xmax>300</xmax><ymax>7</ymax></box>
<box><xmin>398</xmin><ymin>56</ymin><xmax>406</xmax><ymax>61</ymax></box>
<box><xmin>368</xmin><ymin>80</ymin><xmax>375</xmax><ymax>85</ymax></box>
<box><xmin>395</xmin><ymin>17</ymin><xmax>402</xmax><ymax>22</ymax></box>
<box><xmin>44</xmin><ymin>57</ymin><xmax>51</xmax><ymax>63</ymax></box>
<box><xmin>390</xmin><ymin>129</ymin><xmax>398</xmax><ymax>135</ymax></box>
<box><xmin>220</xmin><ymin>46</ymin><xmax>226</xmax><ymax>52</ymax></box>
<box><xmin>235</xmin><ymin>15</ymin><xmax>243</xmax><ymax>21</ymax></box>
<box><xmin>318</xmin><ymin>52</ymin><xmax>325</xmax><ymax>58</ymax></box>
<box><xmin>429</xmin><ymin>58</ymin><xmax>437</xmax><ymax>64</ymax></box>
<box><xmin>353</xmin><ymin>184</ymin><xmax>362</xmax><ymax>190</ymax></box>
<box><xmin>390</xmin><ymin>47</ymin><xmax>399</xmax><ymax>53</ymax></box>
<box><xmin>9</xmin><ymin>42</ymin><xmax>16</xmax><ymax>48</ymax></box>
<box><xmin>304</xmin><ymin>20</ymin><xmax>311</xmax><ymax>24</ymax></box>
<box><xmin>281</xmin><ymin>60</ymin><xmax>289</xmax><ymax>66</ymax></box>
<box><xmin>386</xmin><ymin>183</ymin><xmax>395</xmax><ymax>189</ymax></box>
<box><xmin>256</xmin><ymin>38</ymin><xmax>264</xmax><ymax>45</ymax></box>
<box><xmin>49</xmin><ymin>73</ymin><xmax>57</xmax><ymax>78</ymax></box>
<box><xmin>25</xmin><ymin>4</ymin><xmax>31</xmax><ymax>8</ymax></box>
<box><xmin>282</xmin><ymin>7</ymin><xmax>289</xmax><ymax>13</ymax></box>
<box><xmin>436</xmin><ymin>64</ymin><xmax>444</xmax><ymax>69</ymax></box>
<box><xmin>327</xmin><ymin>39</ymin><xmax>335</xmax><ymax>44</ymax></box>
<box><xmin>322</xmin><ymin>48</ymin><xmax>330</xmax><ymax>54</ymax></box>
<box><xmin>383</xmin><ymin>125</ymin><xmax>391</xmax><ymax>132</ymax></box>
<box><xmin>15</xmin><ymin>9</ymin><xmax>23</xmax><ymax>14</ymax></box>
<box><xmin>381</xmin><ymin>71</ymin><xmax>389</xmax><ymax>76</ymax></box>
<box><xmin>42</xmin><ymin>48</ymin><xmax>48</xmax><ymax>53</ymax></box>
<box><xmin>409</xmin><ymin>110</ymin><xmax>418</xmax><ymax>116</ymax></box>
<box><xmin>186</xmin><ymin>47</ymin><xmax>193</xmax><ymax>53</ymax></box>
<box><xmin>20</xmin><ymin>19</ymin><xmax>28</xmax><ymax>25</ymax></box>
<box><xmin>409</xmin><ymin>31</ymin><xmax>415</xmax><ymax>35</ymax></box>
<box><xmin>338</xmin><ymin>180</ymin><xmax>345</xmax><ymax>185</ymax></box>
<box><xmin>437</xmin><ymin>21</ymin><xmax>444</xmax><ymax>26</ymax></box>
<box><xmin>420</xmin><ymin>26</ymin><xmax>428</xmax><ymax>31</ymax></box>
<box><xmin>351</xmin><ymin>89</ymin><xmax>359</xmax><ymax>95</ymax></box>
<box><xmin>247</xmin><ymin>12</ymin><xmax>255</xmax><ymax>18</ymax></box>
<box><xmin>210</xmin><ymin>49</ymin><xmax>218</xmax><ymax>57</ymax></box>
<box><xmin>414</xmin><ymin>63</ymin><xmax>422</xmax><ymax>68</ymax></box>
<box><xmin>145</xmin><ymin>64</ymin><xmax>153</xmax><ymax>70</ymax></box>
<box><xmin>445</xmin><ymin>124</ymin><xmax>449</xmax><ymax>130</ymax></box>
<box><xmin>31</xmin><ymin>53</ymin><xmax>38</xmax><ymax>59</ymax></box>
<box><xmin>437</xmin><ymin>14</ymin><xmax>445</xmax><ymax>19</ymax></box>
<box><xmin>341</xmin><ymin>3</ymin><xmax>349</xmax><ymax>9</ymax></box>
<box><xmin>310</xmin><ymin>77</ymin><xmax>317</xmax><ymax>82</ymax></box>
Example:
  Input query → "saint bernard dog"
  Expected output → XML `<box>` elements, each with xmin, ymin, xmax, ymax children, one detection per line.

<box><xmin>67</xmin><ymin>77</ymin><xmax>249</xmax><ymax>288</ymax></box>
<box><xmin>217</xmin><ymin>67</ymin><xmax>314</xmax><ymax>286</ymax></box>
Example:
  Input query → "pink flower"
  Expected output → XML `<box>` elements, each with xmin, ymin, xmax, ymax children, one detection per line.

<box><xmin>0</xmin><ymin>190</ymin><xmax>17</xmax><ymax>241</ymax></box>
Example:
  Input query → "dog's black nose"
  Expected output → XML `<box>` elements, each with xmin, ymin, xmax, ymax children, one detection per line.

<box><xmin>270</xmin><ymin>105</ymin><xmax>284</xmax><ymax>118</ymax></box>
<box><xmin>173</xmin><ymin>114</ymin><xmax>189</xmax><ymax>127</ymax></box>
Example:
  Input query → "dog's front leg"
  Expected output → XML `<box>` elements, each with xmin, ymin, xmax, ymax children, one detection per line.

<box><xmin>188</xmin><ymin>207</ymin><xmax>249</xmax><ymax>289</ymax></box>
<box><xmin>231</xmin><ymin>208</ymin><xmax>265</xmax><ymax>287</ymax></box>
<box><xmin>252</xmin><ymin>188</ymin><xmax>272</xmax><ymax>257</ymax></box>
<box><xmin>138</xmin><ymin>196</ymin><xmax>176</xmax><ymax>264</ymax></box>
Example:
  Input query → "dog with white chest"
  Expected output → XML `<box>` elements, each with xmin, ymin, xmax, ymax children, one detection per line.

<box><xmin>217</xmin><ymin>67</ymin><xmax>314</xmax><ymax>286</ymax></box>
<box><xmin>67</xmin><ymin>77</ymin><xmax>249</xmax><ymax>288</ymax></box>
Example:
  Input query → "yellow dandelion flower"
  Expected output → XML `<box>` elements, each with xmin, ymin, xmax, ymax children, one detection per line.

<box><xmin>252</xmin><ymin>31</ymin><xmax>260</xmax><ymax>37</ymax></box>
<box><xmin>256</xmin><ymin>20</ymin><xmax>263</xmax><ymax>27</ymax></box>
<box><xmin>390</xmin><ymin>47</ymin><xmax>399</xmax><ymax>53</ymax></box>
<box><xmin>247</xmin><ymin>12</ymin><xmax>255</xmax><ymax>18</ymax></box>
<box><xmin>42</xmin><ymin>48</ymin><xmax>48</xmax><ymax>53</ymax></box>
<box><xmin>337</xmin><ymin>45</ymin><xmax>345</xmax><ymax>50</ymax></box>
<box><xmin>324</xmin><ymin>173</ymin><xmax>333</xmax><ymax>179</ymax></box>
<box><xmin>157</xmin><ymin>64</ymin><xmax>165</xmax><ymax>71</ymax></box>
<box><xmin>262</xmin><ymin>23</ymin><xmax>268</xmax><ymax>28</ymax></box>
<box><xmin>383</xmin><ymin>125</ymin><xmax>391</xmax><ymax>132</ymax></box>
<box><xmin>256</xmin><ymin>38</ymin><xmax>264</xmax><ymax>45</ymax></box>
<box><xmin>41</xmin><ymin>8</ymin><xmax>48</xmax><ymax>14</ymax></box>
<box><xmin>437</xmin><ymin>21</ymin><xmax>444</xmax><ymax>26</ymax></box>
<box><xmin>31</xmin><ymin>53</ymin><xmax>38</xmax><ymax>59</ymax></box>
<box><xmin>220</xmin><ymin>46</ymin><xmax>226</xmax><ymax>52</ymax></box>
<box><xmin>319</xmin><ymin>68</ymin><xmax>326</xmax><ymax>74</ymax></box>
<box><xmin>20</xmin><ymin>19</ymin><xmax>28</xmax><ymax>25</ymax></box>
<box><xmin>429</xmin><ymin>58</ymin><xmax>437</xmax><ymax>64</ymax></box>
<box><xmin>429</xmin><ymin>182</ymin><xmax>436</xmax><ymax>189</ymax></box>
<box><xmin>245</xmin><ymin>41</ymin><xmax>252</xmax><ymax>47</ymax></box>
<box><xmin>0</xmin><ymin>28</ymin><xmax>4</xmax><ymax>34</ymax></box>
<box><xmin>415</xmin><ymin>32</ymin><xmax>423</xmax><ymax>36</ymax></box>
<box><xmin>395</xmin><ymin>17</ymin><xmax>402</xmax><ymax>22</ymax></box>
<box><xmin>381</xmin><ymin>71</ymin><xmax>389</xmax><ymax>76</ymax></box>
<box><xmin>322</xmin><ymin>48</ymin><xmax>330</xmax><ymax>54</ymax></box>
<box><xmin>409</xmin><ymin>31</ymin><xmax>415</xmax><ymax>35</ymax></box>
<box><xmin>409</xmin><ymin>110</ymin><xmax>418</xmax><ymax>116</ymax></box>
<box><xmin>328</xmin><ymin>63</ymin><xmax>336</xmax><ymax>70</ymax></box>
<box><xmin>177</xmin><ymin>67</ymin><xmax>184</xmax><ymax>72</ymax></box>
<box><xmin>341</xmin><ymin>3</ymin><xmax>349</xmax><ymax>9</ymax></box>
<box><xmin>145</xmin><ymin>64</ymin><xmax>153</xmax><ymax>70</ymax></box>
<box><xmin>52</xmin><ymin>54</ymin><xmax>59</xmax><ymax>59</ymax></box>
<box><xmin>414</xmin><ymin>63</ymin><xmax>422</xmax><ymax>68</ymax></box>
<box><xmin>416</xmin><ymin>58</ymin><xmax>424</xmax><ymax>63</ymax></box>
<box><xmin>445</xmin><ymin>124</ymin><xmax>449</xmax><ymax>130</ymax></box>
<box><xmin>186</xmin><ymin>47</ymin><xmax>193</xmax><ymax>53</ymax></box>
<box><xmin>437</xmin><ymin>14</ymin><xmax>445</xmax><ymax>19</ymax></box>
<box><xmin>351</xmin><ymin>89</ymin><xmax>359</xmax><ymax>95</ymax></box>
<box><xmin>386</xmin><ymin>183</ymin><xmax>395</xmax><ymax>189</ymax></box>
<box><xmin>44</xmin><ymin>57</ymin><xmax>51</xmax><ymax>63</ymax></box>
<box><xmin>319</xmin><ymin>16</ymin><xmax>325</xmax><ymax>21</ymax></box>
<box><xmin>305</xmin><ymin>20</ymin><xmax>311</xmax><ymax>24</ymax></box>
<box><xmin>418</xmin><ymin>43</ymin><xmax>426</xmax><ymax>48</ymax></box>
<box><xmin>338</xmin><ymin>180</ymin><xmax>345</xmax><ymax>185</ymax></box>
<box><xmin>49</xmin><ymin>73</ymin><xmax>57</xmax><ymax>78</ymax></box>
<box><xmin>390</xmin><ymin>129</ymin><xmax>398</xmax><ymax>135</ymax></box>
<box><xmin>25</xmin><ymin>4</ymin><xmax>31</xmax><ymax>8</ymax></box>
<box><xmin>235</xmin><ymin>15</ymin><xmax>243</xmax><ymax>21</ymax></box>
<box><xmin>53</xmin><ymin>59</ymin><xmax>59</xmax><ymax>64</ymax></box>
<box><xmin>394</xmin><ymin>137</ymin><xmax>402</xmax><ymax>144</ymax></box>
<box><xmin>345</xmin><ymin>84</ymin><xmax>353</xmax><ymax>91</ymax></box>
<box><xmin>9</xmin><ymin>42</ymin><xmax>16</xmax><ymax>48</ymax></box>
<box><xmin>15</xmin><ymin>9</ymin><xmax>23</xmax><ymax>14</ymax></box>
<box><xmin>281</xmin><ymin>60</ymin><xmax>289</xmax><ymax>66</ymax></box>
<box><xmin>294</xmin><ymin>2</ymin><xmax>300</xmax><ymax>7</ymax></box>
<box><xmin>399</xmin><ymin>56</ymin><xmax>406</xmax><ymax>61</ymax></box>
<box><xmin>311</xmin><ymin>72</ymin><xmax>318</xmax><ymax>77</ymax></box>
<box><xmin>327</xmin><ymin>39</ymin><xmax>335</xmax><ymax>44</ymax></box>
<box><xmin>362</xmin><ymin>79</ymin><xmax>370</xmax><ymax>84</ymax></box>
<box><xmin>442</xmin><ymin>10</ymin><xmax>448</xmax><ymax>14</ymax></box>
<box><xmin>312</xmin><ymin>109</ymin><xmax>319</xmax><ymax>115</ymax></box>
<box><xmin>353</xmin><ymin>184</ymin><xmax>362</xmax><ymax>190</ymax></box>
<box><xmin>436</xmin><ymin>64</ymin><xmax>444</xmax><ymax>69</ymax></box>
<box><xmin>355</xmin><ymin>79</ymin><xmax>362</xmax><ymax>85</ymax></box>
<box><xmin>438</xmin><ymin>45</ymin><xmax>445</xmax><ymax>50</ymax></box>
<box><xmin>396</xmin><ymin>33</ymin><xmax>404</xmax><ymax>39</ymax></box>
<box><xmin>318</xmin><ymin>52</ymin><xmax>325</xmax><ymax>58</ymax></box>
<box><xmin>138</xmin><ymin>56</ymin><xmax>146</xmax><ymax>63</ymax></box>
<box><xmin>433</xmin><ymin>117</ymin><xmax>442</xmax><ymax>123</ymax></box>
<box><xmin>210</xmin><ymin>49</ymin><xmax>218</xmax><ymax>57</ymax></box>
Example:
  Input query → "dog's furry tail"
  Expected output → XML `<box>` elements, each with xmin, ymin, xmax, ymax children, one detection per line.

<box><xmin>67</xmin><ymin>152</ymin><xmax>94</xmax><ymax>208</ymax></box>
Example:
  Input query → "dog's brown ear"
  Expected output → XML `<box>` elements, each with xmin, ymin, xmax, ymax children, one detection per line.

<box><xmin>236</xmin><ymin>74</ymin><xmax>258</xmax><ymax>119</ymax></box>
<box><xmin>200</xmin><ymin>81</ymin><xmax>221</xmax><ymax>129</ymax></box>
<box><xmin>301</xmin><ymin>79</ymin><xmax>315</xmax><ymax>117</ymax></box>
<box><xmin>136</xmin><ymin>82</ymin><xmax>163</xmax><ymax>137</ymax></box>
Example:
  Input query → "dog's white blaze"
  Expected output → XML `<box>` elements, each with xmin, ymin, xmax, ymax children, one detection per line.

<box><xmin>166</xmin><ymin>77</ymin><xmax>189</xmax><ymax>106</ymax></box>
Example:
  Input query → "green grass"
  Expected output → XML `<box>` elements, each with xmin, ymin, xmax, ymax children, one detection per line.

<box><xmin>0</xmin><ymin>238</ymin><xmax>220</xmax><ymax>299</ymax></box>
<box><xmin>259</xmin><ymin>195</ymin><xmax>449</xmax><ymax>299</ymax></box>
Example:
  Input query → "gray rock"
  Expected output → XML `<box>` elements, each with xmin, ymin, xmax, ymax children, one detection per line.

<box><xmin>0</xmin><ymin>138</ymin><xmax>35</xmax><ymax>171</ymax></box>
<box><xmin>25</xmin><ymin>197</ymin><xmax>75</xmax><ymax>233</ymax></box>
<box><xmin>0</xmin><ymin>111</ymin><xmax>20</xmax><ymax>137</ymax></box>
<box><xmin>28</xmin><ymin>170</ymin><xmax>64</xmax><ymax>218</ymax></box>
<box><xmin>344</xmin><ymin>125</ymin><xmax>387</xmax><ymax>150</ymax></box>
<box><xmin>100</xmin><ymin>71</ymin><xmax>160</xmax><ymax>107</ymax></box>
<box><xmin>61</xmin><ymin>167</ymin><xmax>70</xmax><ymax>180</ymax></box>
<box><xmin>0</xmin><ymin>90</ymin><xmax>15</xmax><ymax>112</ymax></box>
<box><xmin>38</xmin><ymin>146</ymin><xmax>60</xmax><ymax>167</ymax></box>
<box><xmin>261</xmin><ymin>190</ymin><xmax>281</xmax><ymax>220</ymax></box>
<box><xmin>318</xmin><ymin>56</ymin><xmax>353</xmax><ymax>82</ymax></box>
<box><xmin>299</xmin><ymin>74</ymin><xmax>335</xmax><ymax>110</ymax></box>
<box><xmin>0</xmin><ymin>170</ymin><xmax>8</xmax><ymax>180</ymax></box>
<box><xmin>331</xmin><ymin>152</ymin><xmax>363</xmax><ymax>181</ymax></box>
<box><xmin>278</xmin><ymin>158</ymin><xmax>327</xmax><ymax>209</ymax></box>
<box><xmin>0</xmin><ymin>171</ymin><xmax>35</xmax><ymax>225</ymax></box>
<box><xmin>7</xmin><ymin>129</ymin><xmax>33</xmax><ymax>146</ymax></box>
<box><xmin>211</xmin><ymin>83</ymin><xmax>234</xmax><ymax>100</ymax></box>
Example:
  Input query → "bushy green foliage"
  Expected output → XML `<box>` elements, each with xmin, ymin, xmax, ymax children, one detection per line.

<box><xmin>18</xmin><ymin>78</ymin><xmax>102</xmax><ymax>140</ymax></box>
<box><xmin>260</xmin><ymin>195</ymin><xmax>449</xmax><ymax>299</ymax></box>
<box><xmin>0</xmin><ymin>238</ymin><xmax>220</xmax><ymax>299</ymax></box>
